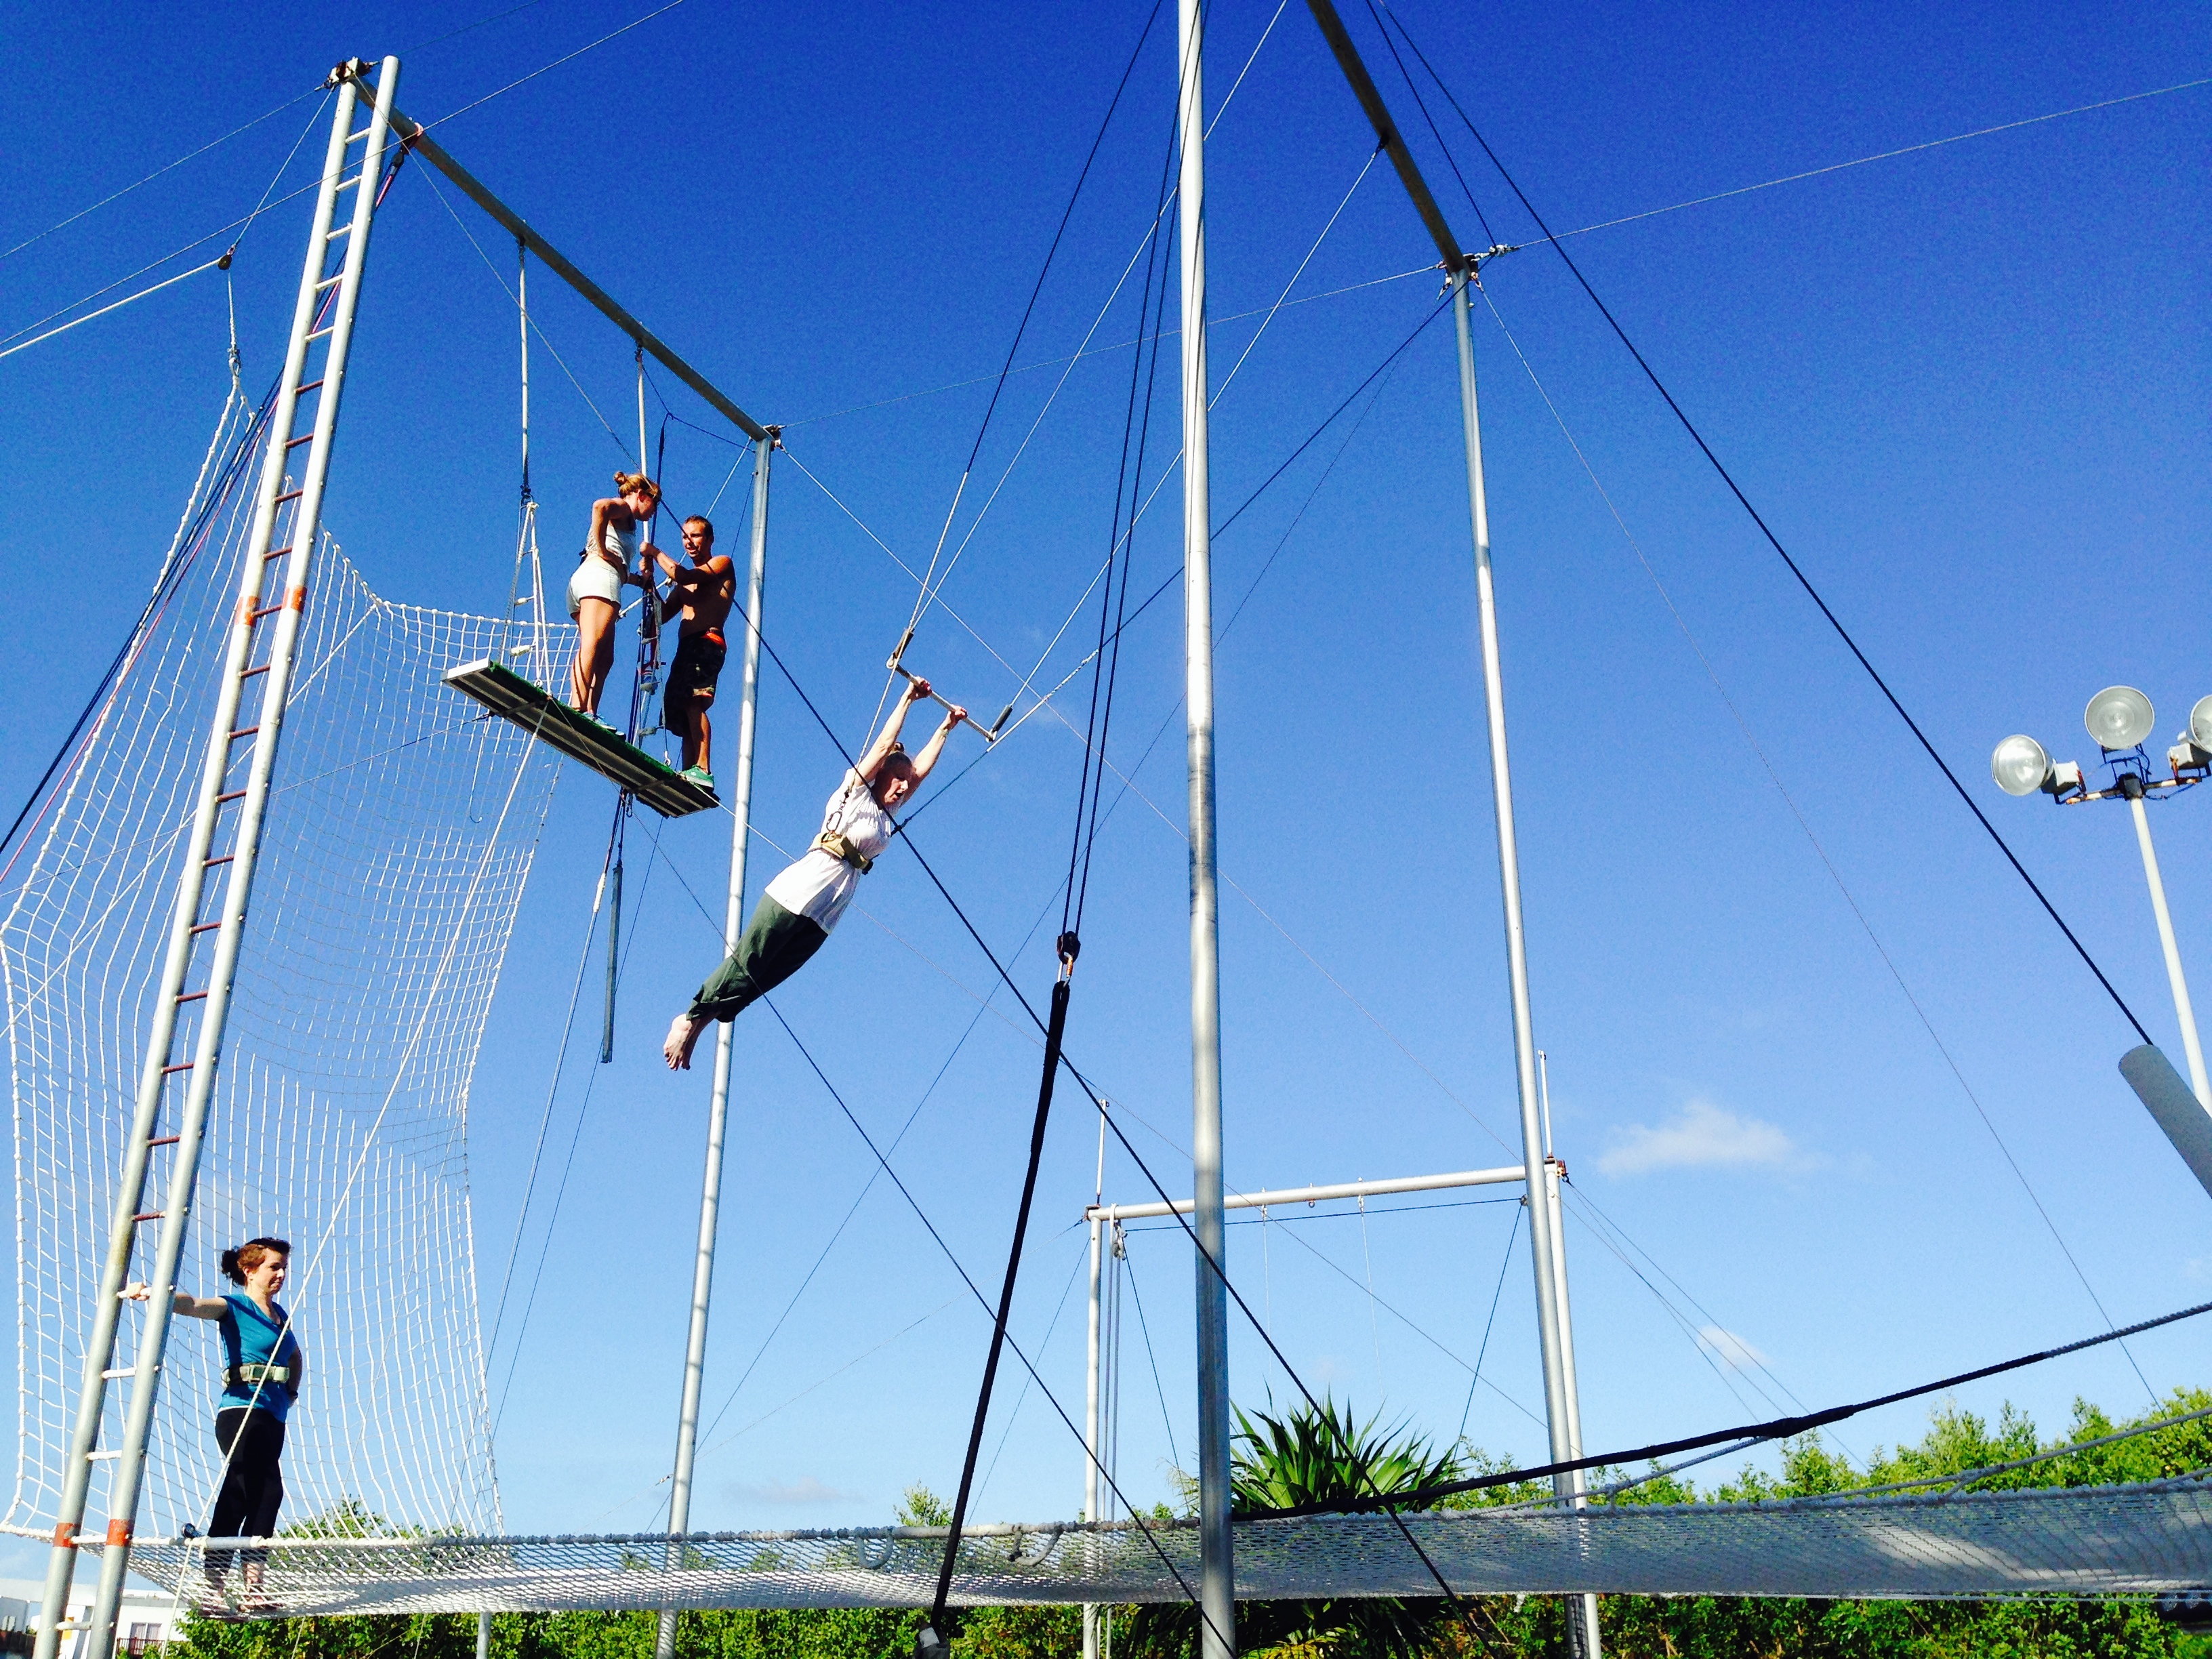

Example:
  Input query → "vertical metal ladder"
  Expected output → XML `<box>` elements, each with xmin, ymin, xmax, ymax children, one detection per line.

<box><xmin>33</xmin><ymin>56</ymin><xmax>403</xmax><ymax>1659</ymax></box>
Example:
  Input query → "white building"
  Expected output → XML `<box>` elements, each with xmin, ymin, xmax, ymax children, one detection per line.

<box><xmin>0</xmin><ymin>1578</ymin><xmax>188</xmax><ymax>1658</ymax></box>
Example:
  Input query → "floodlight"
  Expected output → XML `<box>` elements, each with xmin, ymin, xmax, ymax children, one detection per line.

<box><xmin>2192</xmin><ymin>694</ymin><xmax>2212</xmax><ymax>753</ymax></box>
<box><xmin>1992</xmin><ymin>733</ymin><xmax>2054</xmax><ymax>797</ymax></box>
<box><xmin>2085</xmin><ymin>685</ymin><xmax>2155</xmax><ymax>750</ymax></box>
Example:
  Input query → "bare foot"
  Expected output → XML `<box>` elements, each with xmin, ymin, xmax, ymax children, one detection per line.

<box><xmin>663</xmin><ymin>1012</ymin><xmax>708</xmax><ymax>1071</ymax></box>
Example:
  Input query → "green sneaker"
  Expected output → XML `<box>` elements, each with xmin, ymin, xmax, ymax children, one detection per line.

<box><xmin>680</xmin><ymin>765</ymin><xmax>716</xmax><ymax>792</ymax></box>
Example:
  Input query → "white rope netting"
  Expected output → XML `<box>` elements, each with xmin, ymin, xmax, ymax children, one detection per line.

<box><xmin>1</xmin><ymin>449</ymin><xmax>567</xmax><ymax>1547</ymax></box>
<box><xmin>94</xmin><ymin>1477</ymin><xmax>2212</xmax><ymax>1614</ymax></box>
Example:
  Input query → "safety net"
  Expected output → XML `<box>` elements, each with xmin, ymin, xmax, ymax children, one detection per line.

<box><xmin>1</xmin><ymin>401</ymin><xmax>567</xmax><ymax>1550</ymax></box>
<box><xmin>97</xmin><ymin>1477</ymin><xmax>2212</xmax><ymax>1616</ymax></box>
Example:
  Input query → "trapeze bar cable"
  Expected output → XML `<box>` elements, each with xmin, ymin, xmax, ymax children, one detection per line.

<box><xmin>36</xmin><ymin>56</ymin><xmax>405</xmax><ymax>1659</ymax></box>
<box><xmin>381</xmin><ymin>108</ymin><xmax>771</xmax><ymax>443</ymax></box>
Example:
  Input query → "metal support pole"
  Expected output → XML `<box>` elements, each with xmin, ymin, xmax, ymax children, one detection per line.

<box><xmin>1541</xmin><ymin>1139</ymin><xmax>1600</xmax><ymax>1650</ymax></box>
<box><xmin>35</xmin><ymin>60</ymin><xmax>402</xmax><ymax>1659</ymax></box>
<box><xmin>653</xmin><ymin>433</ymin><xmax>773</xmax><ymax>1659</ymax></box>
<box><xmin>476</xmin><ymin>1611</ymin><xmax>492</xmax><ymax>1659</ymax></box>
<box><xmin>1175</xmin><ymin>0</ymin><xmax>1233</xmax><ymax>1650</ymax></box>
<box><xmin>1082</xmin><ymin>1212</ymin><xmax>1104</xmax><ymax>1659</ymax></box>
<box><xmin>2129</xmin><ymin>788</ymin><xmax>2210</xmax><ymax>1107</ymax></box>
<box><xmin>1451</xmin><ymin>269</ymin><xmax>1597</xmax><ymax>1658</ymax></box>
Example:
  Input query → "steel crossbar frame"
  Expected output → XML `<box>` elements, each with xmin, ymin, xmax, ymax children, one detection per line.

<box><xmin>35</xmin><ymin>58</ymin><xmax>404</xmax><ymax>1659</ymax></box>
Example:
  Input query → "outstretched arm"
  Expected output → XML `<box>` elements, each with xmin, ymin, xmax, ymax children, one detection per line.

<box><xmin>857</xmin><ymin>679</ymin><xmax>930</xmax><ymax>784</ymax></box>
<box><xmin>121</xmin><ymin>1283</ymin><xmax>225</xmax><ymax>1319</ymax></box>
<box><xmin>905</xmin><ymin>704</ymin><xmax>967</xmax><ymax>785</ymax></box>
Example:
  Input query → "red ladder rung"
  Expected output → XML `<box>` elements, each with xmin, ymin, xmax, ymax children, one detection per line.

<box><xmin>285</xmin><ymin>434</ymin><xmax>315</xmax><ymax>449</ymax></box>
<box><xmin>214</xmin><ymin>790</ymin><xmax>247</xmax><ymax>805</ymax></box>
<box><xmin>247</xmin><ymin>604</ymin><xmax>284</xmax><ymax>622</ymax></box>
<box><xmin>187</xmin><ymin>922</ymin><xmax>220</xmax><ymax>935</ymax></box>
<box><xmin>272</xmin><ymin>489</ymin><xmax>304</xmax><ymax>505</ymax></box>
<box><xmin>131</xmin><ymin>1212</ymin><xmax>163</xmax><ymax>1224</ymax></box>
<box><xmin>262</xmin><ymin>545</ymin><xmax>294</xmax><ymax>562</ymax></box>
<box><xmin>203</xmin><ymin>855</ymin><xmax>234</xmax><ymax>869</ymax></box>
<box><xmin>239</xmin><ymin>665</ymin><xmax>270</xmax><ymax>680</ymax></box>
<box><xmin>228</xmin><ymin>726</ymin><xmax>260</xmax><ymax>743</ymax></box>
<box><xmin>175</xmin><ymin>991</ymin><xmax>208</xmax><ymax>1004</ymax></box>
<box><xmin>159</xmin><ymin>1062</ymin><xmax>193</xmax><ymax>1076</ymax></box>
<box><xmin>146</xmin><ymin>1136</ymin><xmax>181</xmax><ymax>1148</ymax></box>
<box><xmin>295</xmin><ymin>378</ymin><xmax>324</xmax><ymax>394</ymax></box>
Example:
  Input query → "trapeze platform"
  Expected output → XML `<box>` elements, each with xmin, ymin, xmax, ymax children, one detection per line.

<box><xmin>443</xmin><ymin>658</ymin><xmax>718</xmax><ymax>818</ymax></box>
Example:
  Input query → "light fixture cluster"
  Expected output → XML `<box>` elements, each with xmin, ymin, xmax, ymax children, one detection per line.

<box><xmin>1992</xmin><ymin>689</ymin><xmax>2212</xmax><ymax>804</ymax></box>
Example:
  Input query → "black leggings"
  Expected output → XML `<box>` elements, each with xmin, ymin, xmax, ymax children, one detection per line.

<box><xmin>209</xmin><ymin>1408</ymin><xmax>285</xmax><ymax>1571</ymax></box>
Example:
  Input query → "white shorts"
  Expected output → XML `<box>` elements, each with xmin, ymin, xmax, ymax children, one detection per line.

<box><xmin>567</xmin><ymin>556</ymin><xmax>623</xmax><ymax>619</ymax></box>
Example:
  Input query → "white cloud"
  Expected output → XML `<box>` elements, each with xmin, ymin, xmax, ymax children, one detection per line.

<box><xmin>1596</xmin><ymin>1099</ymin><xmax>1809</xmax><ymax>1177</ymax></box>
<box><xmin>1696</xmin><ymin>1325</ymin><xmax>1769</xmax><ymax>1372</ymax></box>
<box><xmin>729</xmin><ymin>1475</ymin><xmax>859</xmax><ymax>1506</ymax></box>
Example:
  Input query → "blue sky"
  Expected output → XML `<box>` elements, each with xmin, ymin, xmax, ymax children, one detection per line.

<box><xmin>1</xmin><ymin>0</ymin><xmax>2208</xmax><ymax>1562</ymax></box>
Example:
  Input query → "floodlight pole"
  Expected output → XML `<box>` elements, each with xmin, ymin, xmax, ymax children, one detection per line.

<box><xmin>2124</xmin><ymin>781</ymin><xmax>2211</xmax><ymax>1107</ymax></box>
<box><xmin>1174</xmin><ymin>0</ymin><xmax>1234</xmax><ymax>1648</ymax></box>
<box><xmin>653</xmin><ymin>430</ymin><xmax>774</xmax><ymax>1659</ymax></box>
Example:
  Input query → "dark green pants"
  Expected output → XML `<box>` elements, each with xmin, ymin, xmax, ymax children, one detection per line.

<box><xmin>686</xmin><ymin>894</ymin><xmax>828</xmax><ymax>1022</ymax></box>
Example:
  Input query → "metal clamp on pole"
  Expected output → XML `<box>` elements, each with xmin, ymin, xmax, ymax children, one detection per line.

<box><xmin>885</xmin><ymin>644</ymin><xmax>1013</xmax><ymax>745</ymax></box>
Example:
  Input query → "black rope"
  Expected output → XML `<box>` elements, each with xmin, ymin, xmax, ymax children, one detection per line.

<box><xmin>920</xmin><ymin>979</ymin><xmax>1074</xmax><ymax>1655</ymax></box>
<box><xmin>756</xmin><ymin>996</ymin><xmax>1227</xmax><ymax>1655</ymax></box>
<box><xmin>1377</xmin><ymin>3</ymin><xmax>2152</xmax><ymax>1047</ymax></box>
<box><xmin>1249</xmin><ymin>1292</ymin><xmax>2212</xmax><ymax>1518</ymax></box>
<box><xmin>1061</xmin><ymin>104</ymin><xmax>1181</xmax><ymax>951</ymax></box>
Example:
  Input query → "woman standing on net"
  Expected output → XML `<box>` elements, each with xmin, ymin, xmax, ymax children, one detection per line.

<box><xmin>663</xmin><ymin>675</ymin><xmax>964</xmax><ymax>1069</ymax></box>
<box><xmin>125</xmin><ymin>1236</ymin><xmax>303</xmax><ymax>1610</ymax></box>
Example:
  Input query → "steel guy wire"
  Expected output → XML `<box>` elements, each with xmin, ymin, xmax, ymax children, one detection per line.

<box><xmin>1382</xmin><ymin>0</ymin><xmax>2156</xmax><ymax>1048</ymax></box>
<box><xmin>1473</xmin><ymin>280</ymin><xmax>2154</xmax><ymax>1406</ymax></box>
<box><xmin>1</xmin><ymin>83</ymin><xmax>326</xmax><ymax>264</ymax></box>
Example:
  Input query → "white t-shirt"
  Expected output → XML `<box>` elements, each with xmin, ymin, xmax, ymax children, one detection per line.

<box><xmin>762</xmin><ymin>770</ymin><xmax>899</xmax><ymax>933</ymax></box>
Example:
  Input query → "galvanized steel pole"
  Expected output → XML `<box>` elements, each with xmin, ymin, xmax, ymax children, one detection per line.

<box><xmin>1082</xmin><ymin>1211</ymin><xmax>1104</xmax><ymax>1659</ymax></box>
<box><xmin>1176</xmin><ymin>0</ymin><xmax>1233</xmax><ymax>1651</ymax></box>
<box><xmin>1452</xmin><ymin>268</ymin><xmax>1597</xmax><ymax>1657</ymax></box>
<box><xmin>654</xmin><ymin>432</ymin><xmax>773</xmax><ymax>1659</ymax></box>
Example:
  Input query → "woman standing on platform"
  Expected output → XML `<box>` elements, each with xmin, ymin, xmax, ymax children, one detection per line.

<box><xmin>568</xmin><ymin>472</ymin><xmax>661</xmax><ymax>721</ymax></box>
<box><xmin>125</xmin><ymin>1237</ymin><xmax>303</xmax><ymax>1610</ymax></box>
<box><xmin>662</xmin><ymin>676</ymin><xmax>964</xmax><ymax>1069</ymax></box>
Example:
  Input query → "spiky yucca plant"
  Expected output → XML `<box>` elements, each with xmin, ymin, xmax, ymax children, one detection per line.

<box><xmin>1120</xmin><ymin>1397</ymin><xmax>1464</xmax><ymax>1659</ymax></box>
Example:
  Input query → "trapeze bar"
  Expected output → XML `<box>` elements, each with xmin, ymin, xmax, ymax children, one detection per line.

<box><xmin>443</xmin><ymin>659</ymin><xmax>716</xmax><ymax>819</ymax></box>
<box><xmin>890</xmin><ymin>663</ymin><xmax>1012</xmax><ymax>744</ymax></box>
<box><xmin>379</xmin><ymin>105</ymin><xmax>769</xmax><ymax>445</ymax></box>
<box><xmin>1086</xmin><ymin>1164</ymin><xmax>1528</xmax><ymax>1223</ymax></box>
<box><xmin>884</xmin><ymin>630</ymin><xmax>1011</xmax><ymax>743</ymax></box>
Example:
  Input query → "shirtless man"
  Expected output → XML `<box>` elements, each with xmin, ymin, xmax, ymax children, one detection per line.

<box><xmin>653</xmin><ymin>515</ymin><xmax>737</xmax><ymax>789</ymax></box>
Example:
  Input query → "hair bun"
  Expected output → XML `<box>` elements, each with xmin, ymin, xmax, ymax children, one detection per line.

<box><xmin>218</xmin><ymin>1248</ymin><xmax>244</xmax><ymax>1285</ymax></box>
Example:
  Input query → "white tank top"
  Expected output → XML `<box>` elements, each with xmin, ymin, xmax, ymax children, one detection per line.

<box><xmin>596</xmin><ymin>516</ymin><xmax>640</xmax><ymax>568</ymax></box>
